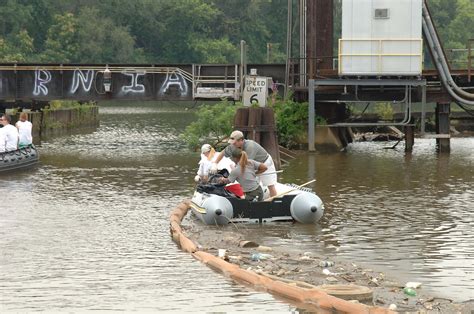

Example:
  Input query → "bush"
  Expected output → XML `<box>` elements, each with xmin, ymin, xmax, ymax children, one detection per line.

<box><xmin>180</xmin><ymin>99</ymin><xmax>241</xmax><ymax>149</ymax></box>
<box><xmin>272</xmin><ymin>97</ymin><xmax>326</xmax><ymax>148</ymax></box>
<box><xmin>374</xmin><ymin>102</ymin><xmax>394</xmax><ymax>121</ymax></box>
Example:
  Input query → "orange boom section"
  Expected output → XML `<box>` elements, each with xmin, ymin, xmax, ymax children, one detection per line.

<box><xmin>169</xmin><ymin>200</ymin><xmax>393</xmax><ymax>314</ymax></box>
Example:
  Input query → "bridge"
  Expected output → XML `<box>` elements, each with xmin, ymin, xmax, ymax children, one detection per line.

<box><xmin>0</xmin><ymin>63</ymin><xmax>285</xmax><ymax>106</ymax></box>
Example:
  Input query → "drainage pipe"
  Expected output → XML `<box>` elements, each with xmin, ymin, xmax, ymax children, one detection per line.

<box><xmin>422</xmin><ymin>0</ymin><xmax>474</xmax><ymax>102</ymax></box>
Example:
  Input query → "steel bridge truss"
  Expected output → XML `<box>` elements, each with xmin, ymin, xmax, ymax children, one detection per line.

<box><xmin>307</xmin><ymin>78</ymin><xmax>428</xmax><ymax>151</ymax></box>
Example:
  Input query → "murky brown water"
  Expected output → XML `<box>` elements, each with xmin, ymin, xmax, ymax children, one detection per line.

<box><xmin>1</xmin><ymin>103</ymin><xmax>472</xmax><ymax>311</ymax></box>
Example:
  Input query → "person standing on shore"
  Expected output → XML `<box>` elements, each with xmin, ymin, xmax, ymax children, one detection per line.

<box><xmin>15</xmin><ymin>112</ymin><xmax>33</xmax><ymax>148</ymax></box>
<box><xmin>0</xmin><ymin>114</ymin><xmax>19</xmax><ymax>153</ymax></box>
<box><xmin>211</xmin><ymin>130</ymin><xmax>278</xmax><ymax>197</ymax></box>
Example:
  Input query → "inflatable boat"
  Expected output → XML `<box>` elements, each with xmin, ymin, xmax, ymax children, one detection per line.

<box><xmin>0</xmin><ymin>145</ymin><xmax>39</xmax><ymax>173</ymax></box>
<box><xmin>190</xmin><ymin>174</ymin><xmax>324</xmax><ymax>225</ymax></box>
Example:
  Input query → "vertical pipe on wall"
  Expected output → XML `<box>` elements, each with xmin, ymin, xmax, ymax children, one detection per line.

<box><xmin>285</xmin><ymin>0</ymin><xmax>292</xmax><ymax>99</ymax></box>
<box><xmin>299</xmin><ymin>0</ymin><xmax>307</xmax><ymax>87</ymax></box>
<box><xmin>308</xmin><ymin>79</ymin><xmax>315</xmax><ymax>151</ymax></box>
<box><xmin>240</xmin><ymin>40</ymin><xmax>246</xmax><ymax>96</ymax></box>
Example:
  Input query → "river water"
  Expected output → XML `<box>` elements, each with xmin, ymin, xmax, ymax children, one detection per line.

<box><xmin>0</xmin><ymin>103</ymin><xmax>472</xmax><ymax>311</ymax></box>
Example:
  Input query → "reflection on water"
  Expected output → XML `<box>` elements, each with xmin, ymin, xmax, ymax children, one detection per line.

<box><xmin>0</xmin><ymin>104</ymin><xmax>293</xmax><ymax>312</ymax></box>
<box><xmin>1</xmin><ymin>103</ymin><xmax>472</xmax><ymax>311</ymax></box>
<box><xmin>262</xmin><ymin>139</ymin><xmax>474</xmax><ymax>302</ymax></box>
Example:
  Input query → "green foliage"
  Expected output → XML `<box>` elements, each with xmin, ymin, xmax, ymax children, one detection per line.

<box><xmin>272</xmin><ymin>96</ymin><xmax>327</xmax><ymax>148</ymax></box>
<box><xmin>180</xmin><ymin>100</ymin><xmax>241</xmax><ymax>149</ymax></box>
<box><xmin>0</xmin><ymin>0</ymin><xmax>469</xmax><ymax>65</ymax></box>
<box><xmin>426</xmin><ymin>0</ymin><xmax>474</xmax><ymax>68</ymax></box>
<box><xmin>40</xmin><ymin>13</ymin><xmax>79</xmax><ymax>62</ymax></box>
<box><xmin>374</xmin><ymin>102</ymin><xmax>394</xmax><ymax>121</ymax></box>
<box><xmin>75</xmin><ymin>7</ymin><xmax>145</xmax><ymax>63</ymax></box>
<box><xmin>273</xmin><ymin>98</ymin><xmax>308</xmax><ymax>147</ymax></box>
<box><xmin>45</xmin><ymin>100</ymin><xmax>96</xmax><ymax>111</ymax></box>
<box><xmin>189</xmin><ymin>37</ymin><xmax>238</xmax><ymax>63</ymax></box>
<box><xmin>0</xmin><ymin>30</ymin><xmax>34</xmax><ymax>62</ymax></box>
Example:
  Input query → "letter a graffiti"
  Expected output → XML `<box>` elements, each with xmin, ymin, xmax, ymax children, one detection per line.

<box><xmin>71</xmin><ymin>70</ymin><xmax>94</xmax><ymax>93</ymax></box>
<box><xmin>159</xmin><ymin>72</ymin><xmax>188</xmax><ymax>97</ymax></box>
<box><xmin>33</xmin><ymin>69</ymin><xmax>52</xmax><ymax>96</ymax></box>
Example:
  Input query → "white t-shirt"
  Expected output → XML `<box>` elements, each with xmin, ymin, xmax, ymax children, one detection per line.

<box><xmin>16</xmin><ymin>120</ymin><xmax>33</xmax><ymax>145</ymax></box>
<box><xmin>0</xmin><ymin>124</ymin><xmax>19</xmax><ymax>152</ymax></box>
<box><xmin>197</xmin><ymin>154</ymin><xmax>234</xmax><ymax>177</ymax></box>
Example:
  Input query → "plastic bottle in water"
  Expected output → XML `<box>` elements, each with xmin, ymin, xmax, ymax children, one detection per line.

<box><xmin>403</xmin><ymin>287</ymin><xmax>417</xmax><ymax>297</ymax></box>
<box><xmin>251</xmin><ymin>253</ymin><xmax>261</xmax><ymax>261</ymax></box>
<box><xmin>251</xmin><ymin>253</ymin><xmax>273</xmax><ymax>261</ymax></box>
<box><xmin>319</xmin><ymin>260</ymin><xmax>335</xmax><ymax>267</ymax></box>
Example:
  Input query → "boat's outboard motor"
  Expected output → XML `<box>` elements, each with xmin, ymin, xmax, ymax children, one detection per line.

<box><xmin>290</xmin><ymin>192</ymin><xmax>324</xmax><ymax>223</ymax></box>
<box><xmin>200</xmin><ymin>195</ymin><xmax>233</xmax><ymax>225</ymax></box>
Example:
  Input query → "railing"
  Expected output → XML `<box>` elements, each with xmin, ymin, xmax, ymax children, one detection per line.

<box><xmin>192</xmin><ymin>64</ymin><xmax>240</xmax><ymax>100</ymax></box>
<box><xmin>338</xmin><ymin>38</ymin><xmax>423</xmax><ymax>75</ymax></box>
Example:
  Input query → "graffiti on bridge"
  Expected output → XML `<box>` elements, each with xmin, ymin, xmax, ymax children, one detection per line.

<box><xmin>0</xmin><ymin>68</ymin><xmax>192</xmax><ymax>100</ymax></box>
<box><xmin>33</xmin><ymin>70</ymin><xmax>52</xmax><ymax>96</ymax></box>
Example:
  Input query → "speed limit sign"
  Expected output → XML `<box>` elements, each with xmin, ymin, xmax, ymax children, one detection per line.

<box><xmin>243</xmin><ymin>76</ymin><xmax>269</xmax><ymax>107</ymax></box>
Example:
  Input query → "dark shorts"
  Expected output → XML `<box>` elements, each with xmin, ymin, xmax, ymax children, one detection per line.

<box><xmin>244</xmin><ymin>185</ymin><xmax>264</xmax><ymax>202</ymax></box>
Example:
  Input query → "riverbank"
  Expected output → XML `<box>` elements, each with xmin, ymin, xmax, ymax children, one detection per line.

<box><xmin>181</xmin><ymin>218</ymin><xmax>473</xmax><ymax>313</ymax></box>
<box><xmin>6</xmin><ymin>102</ymin><xmax>99</xmax><ymax>141</ymax></box>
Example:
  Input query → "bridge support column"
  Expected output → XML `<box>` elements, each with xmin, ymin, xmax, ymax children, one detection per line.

<box><xmin>233</xmin><ymin>107</ymin><xmax>281</xmax><ymax>169</ymax></box>
<box><xmin>404</xmin><ymin>125</ymin><xmax>415</xmax><ymax>152</ymax></box>
<box><xmin>435</xmin><ymin>102</ymin><xmax>450</xmax><ymax>152</ymax></box>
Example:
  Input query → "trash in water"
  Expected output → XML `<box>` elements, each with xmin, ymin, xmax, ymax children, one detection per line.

<box><xmin>251</xmin><ymin>253</ymin><xmax>273</xmax><ymax>261</ymax></box>
<box><xmin>257</xmin><ymin>245</ymin><xmax>273</xmax><ymax>252</ymax></box>
<box><xmin>405</xmin><ymin>282</ymin><xmax>422</xmax><ymax>289</ymax></box>
<box><xmin>403</xmin><ymin>287</ymin><xmax>417</xmax><ymax>297</ymax></box>
<box><xmin>218</xmin><ymin>249</ymin><xmax>227</xmax><ymax>258</ymax></box>
<box><xmin>322</xmin><ymin>268</ymin><xmax>335</xmax><ymax>276</ymax></box>
<box><xmin>239</xmin><ymin>240</ymin><xmax>259</xmax><ymax>248</ymax></box>
<box><xmin>319</xmin><ymin>260</ymin><xmax>335</xmax><ymax>267</ymax></box>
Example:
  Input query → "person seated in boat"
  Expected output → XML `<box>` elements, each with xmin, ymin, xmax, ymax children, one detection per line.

<box><xmin>219</xmin><ymin>146</ymin><xmax>267</xmax><ymax>202</ymax></box>
<box><xmin>15</xmin><ymin>112</ymin><xmax>33</xmax><ymax>148</ymax></box>
<box><xmin>0</xmin><ymin>114</ymin><xmax>19</xmax><ymax>153</ymax></box>
<box><xmin>211</xmin><ymin>130</ymin><xmax>278</xmax><ymax>197</ymax></box>
<box><xmin>194</xmin><ymin>144</ymin><xmax>234</xmax><ymax>183</ymax></box>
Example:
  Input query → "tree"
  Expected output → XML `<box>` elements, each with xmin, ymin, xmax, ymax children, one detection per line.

<box><xmin>189</xmin><ymin>37</ymin><xmax>238</xmax><ymax>63</ymax></box>
<box><xmin>39</xmin><ymin>13</ymin><xmax>79</xmax><ymax>62</ymax></box>
<box><xmin>181</xmin><ymin>100</ymin><xmax>240</xmax><ymax>149</ymax></box>
<box><xmin>0</xmin><ymin>30</ymin><xmax>34</xmax><ymax>62</ymax></box>
<box><xmin>75</xmin><ymin>7</ymin><xmax>145</xmax><ymax>63</ymax></box>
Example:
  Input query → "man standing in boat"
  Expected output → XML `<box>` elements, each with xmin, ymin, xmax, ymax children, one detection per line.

<box><xmin>16</xmin><ymin>112</ymin><xmax>33</xmax><ymax>148</ymax></box>
<box><xmin>0</xmin><ymin>114</ymin><xmax>19</xmax><ymax>153</ymax></box>
<box><xmin>211</xmin><ymin>130</ymin><xmax>278</xmax><ymax>198</ymax></box>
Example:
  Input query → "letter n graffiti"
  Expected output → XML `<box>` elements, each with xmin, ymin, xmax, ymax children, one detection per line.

<box><xmin>33</xmin><ymin>69</ymin><xmax>52</xmax><ymax>96</ymax></box>
<box><xmin>71</xmin><ymin>70</ymin><xmax>94</xmax><ymax>93</ymax></box>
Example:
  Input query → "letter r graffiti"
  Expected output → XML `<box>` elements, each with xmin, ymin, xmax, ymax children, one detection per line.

<box><xmin>33</xmin><ymin>69</ymin><xmax>52</xmax><ymax>96</ymax></box>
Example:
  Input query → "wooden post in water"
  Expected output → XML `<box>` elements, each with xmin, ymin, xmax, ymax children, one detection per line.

<box><xmin>233</xmin><ymin>107</ymin><xmax>281</xmax><ymax>170</ymax></box>
<box><xmin>247</xmin><ymin>107</ymin><xmax>262</xmax><ymax>143</ymax></box>
<box><xmin>436</xmin><ymin>102</ymin><xmax>451</xmax><ymax>152</ymax></box>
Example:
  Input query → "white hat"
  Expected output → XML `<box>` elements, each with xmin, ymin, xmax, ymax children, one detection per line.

<box><xmin>228</xmin><ymin>130</ymin><xmax>244</xmax><ymax>144</ymax></box>
<box><xmin>201</xmin><ymin>144</ymin><xmax>212</xmax><ymax>154</ymax></box>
